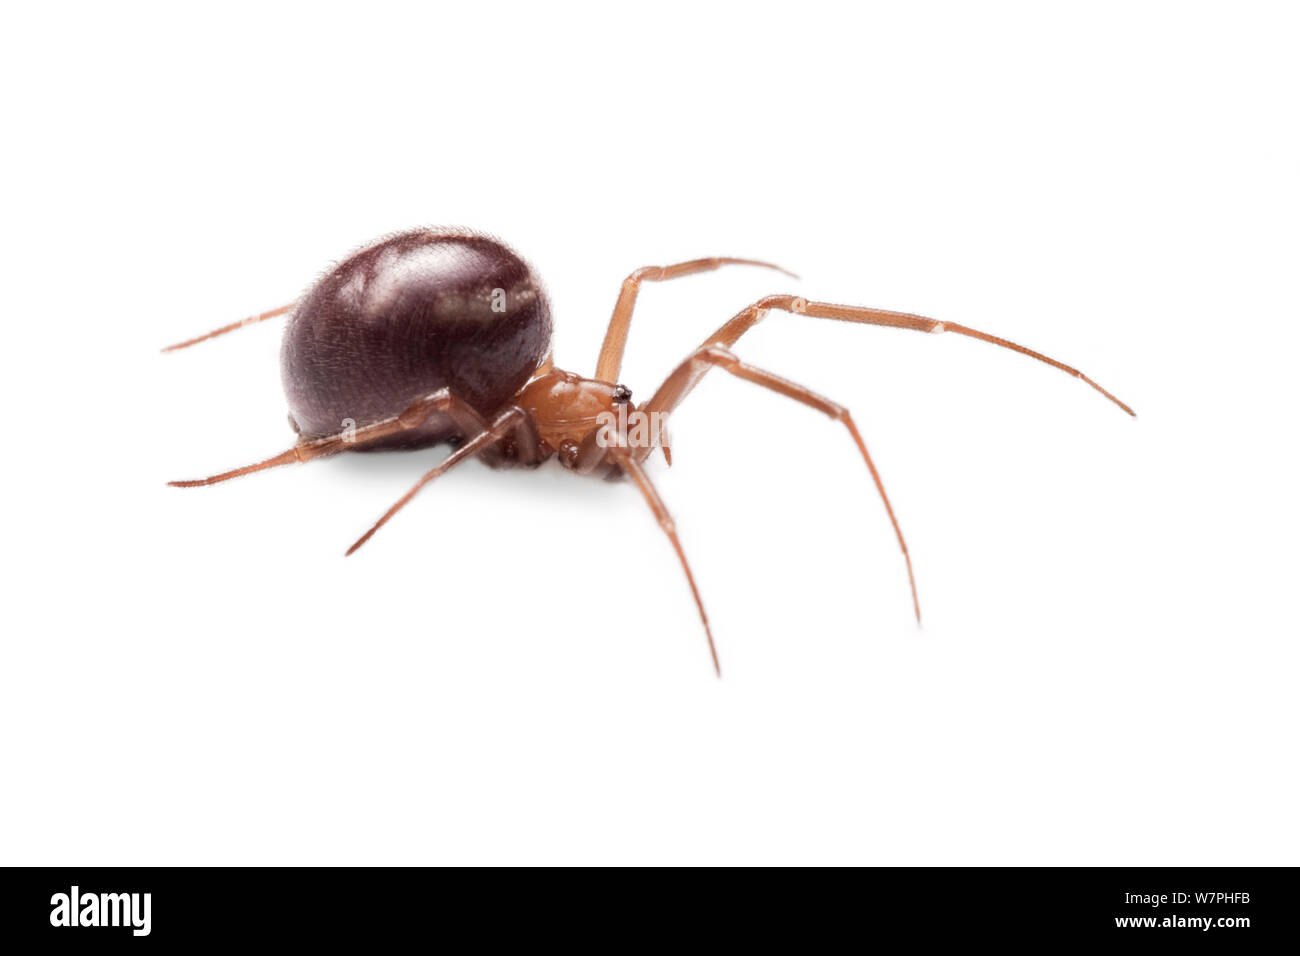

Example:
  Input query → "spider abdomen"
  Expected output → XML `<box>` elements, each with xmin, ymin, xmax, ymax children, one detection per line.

<box><xmin>280</xmin><ymin>228</ymin><xmax>552</xmax><ymax>450</ymax></box>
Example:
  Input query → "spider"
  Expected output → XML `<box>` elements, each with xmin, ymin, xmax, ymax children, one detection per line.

<box><xmin>165</xmin><ymin>228</ymin><xmax>1133</xmax><ymax>675</ymax></box>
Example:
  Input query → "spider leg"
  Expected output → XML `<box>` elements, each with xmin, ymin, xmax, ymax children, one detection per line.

<box><xmin>607</xmin><ymin>447</ymin><xmax>720</xmax><ymax>677</ymax></box>
<box><xmin>641</xmin><ymin>344</ymin><xmax>921</xmax><ymax>624</ymax></box>
<box><xmin>168</xmin><ymin>388</ymin><xmax>494</xmax><ymax>487</ymax></box>
<box><xmin>162</xmin><ymin>301</ymin><xmax>297</xmax><ymax>352</ymax></box>
<box><xmin>595</xmin><ymin>258</ymin><xmax>797</xmax><ymax>383</ymax></box>
<box><xmin>345</xmin><ymin>406</ymin><xmax>529</xmax><ymax>556</ymax></box>
<box><xmin>696</xmin><ymin>295</ymin><xmax>1135</xmax><ymax>416</ymax></box>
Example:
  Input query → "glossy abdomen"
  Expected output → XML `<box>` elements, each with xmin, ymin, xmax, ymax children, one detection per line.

<box><xmin>281</xmin><ymin>229</ymin><xmax>552</xmax><ymax>450</ymax></box>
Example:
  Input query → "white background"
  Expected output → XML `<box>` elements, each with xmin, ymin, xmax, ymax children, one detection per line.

<box><xmin>3</xmin><ymin>2</ymin><xmax>1296</xmax><ymax>865</ymax></box>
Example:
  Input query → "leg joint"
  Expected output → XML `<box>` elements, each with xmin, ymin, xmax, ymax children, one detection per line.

<box><xmin>754</xmin><ymin>293</ymin><xmax>804</xmax><ymax>313</ymax></box>
<box><xmin>398</xmin><ymin>390</ymin><xmax>453</xmax><ymax>428</ymax></box>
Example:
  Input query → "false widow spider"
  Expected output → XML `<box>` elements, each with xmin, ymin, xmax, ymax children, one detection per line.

<box><xmin>165</xmin><ymin>228</ymin><xmax>1133</xmax><ymax>675</ymax></box>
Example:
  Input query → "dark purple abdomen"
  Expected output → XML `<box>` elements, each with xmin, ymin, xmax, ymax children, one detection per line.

<box><xmin>281</xmin><ymin>229</ymin><xmax>552</xmax><ymax>450</ymax></box>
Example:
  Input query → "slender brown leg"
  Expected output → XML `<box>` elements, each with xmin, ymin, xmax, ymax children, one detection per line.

<box><xmin>642</xmin><ymin>345</ymin><xmax>921</xmax><ymax>624</ymax></box>
<box><xmin>689</xmin><ymin>294</ymin><xmax>1135</xmax><ymax>416</ymax></box>
<box><xmin>346</xmin><ymin>406</ymin><xmax>528</xmax><ymax>556</ymax></box>
<box><xmin>162</xmin><ymin>302</ymin><xmax>297</xmax><ymax>353</ymax></box>
<box><xmin>594</xmin><ymin>258</ymin><xmax>797</xmax><ymax>383</ymax></box>
<box><xmin>169</xmin><ymin>388</ymin><xmax>493</xmax><ymax>487</ymax></box>
<box><xmin>607</xmin><ymin>447</ymin><xmax>720</xmax><ymax>677</ymax></box>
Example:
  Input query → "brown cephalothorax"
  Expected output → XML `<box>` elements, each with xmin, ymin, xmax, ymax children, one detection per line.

<box><xmin>165</xmin><ymin>227</ymin><xmax>1134</xmax><ymax>675</ymax></box>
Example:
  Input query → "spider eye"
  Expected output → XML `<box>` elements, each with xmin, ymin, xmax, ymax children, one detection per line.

<box><xmin>612</xmin><ymin>384</ymin><xmax>632</xmax><ymax>403</ymax></box>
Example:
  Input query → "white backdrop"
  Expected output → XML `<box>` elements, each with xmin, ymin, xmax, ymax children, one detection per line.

<box><xmin>3</xmin><ymin>2</ymin><xmax>1296</xmax><ymax>865</ymax></box>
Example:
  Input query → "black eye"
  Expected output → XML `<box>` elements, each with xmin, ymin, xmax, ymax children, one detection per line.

<box><xmin>612</xmin><ymin>384</ymin><xmax>632</xmax><ymax>403</ymax></box>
